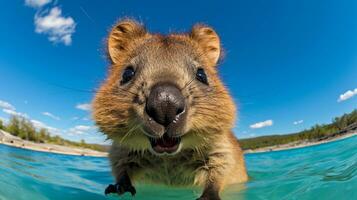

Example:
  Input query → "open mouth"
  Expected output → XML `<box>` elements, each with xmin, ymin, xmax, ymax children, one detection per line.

<box><xmin>148</xmin><ymin>133</ymin><xmax>181</xmax><ymax>154</ymax></box>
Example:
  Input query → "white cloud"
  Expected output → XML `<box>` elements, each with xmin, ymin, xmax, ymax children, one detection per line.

<box><xmin>0</xmin><ymin>100</ymin><xmax>15</xmax><ymax>111</ymax></box>
<box><xmin>293</xmin><ymin>120</ymin><xmax>304</xmax><ymax>125</ymax></box>
<box><xmin>82</xmin><ymin>117</ymin><xmax>90</xmax><ymax>121</ymax></box>
<box><xmin>338</xmin><ymin>88</ymin><xmax>357</xmax><ymax>102</ymax></box>
<box><xmin>42</xmin><ymin>112</ymin><xmax>60</xmax><ymax>120</ymax></box>
<box><xmin>25</xmin><ymin>0</ymin><xmax>51</xmax><ymax>8</ymax></box>
<box><xmin>31</xmin><ymin>119</ymin><xmax>61</xmax><ymax>134</ymax></box>
<box><xmin>34</xmin><ymin>7</ymin><xmax>76</xmax><ymax>45</ymax></box>
<box><xmin>68</xmin><ymin>125</ymin><xmax>92</xmax><ymax>135</ymax></box>
<box><xmin>0</xmin><ymin>116</ymin><xmax>8</xmax><ymax>123</ymax></box>
<box><xmin>71</xmin><ymin>116</ymin><xmax>79</xmax><ymax>120</ymax></box>
<box><xmin>0</xmin><ymin>100</ymin><xmax>29</xmax><ymax>119</ymax></box>
<box><xmin>76</xmin><ymin>103</ymin><xmax>92</xmax><ymax>111</ymax></box>
<box><xmin>250</xmin><ymin>120</ymin><xmax>273</xmax><ymax>129</ymax></box>
<box><xmin>75</xmin><ymin>125</ymin><xmax>92</xmax><ymax>131</ymax></box>
<box><xmin>2</xmin><ymin>109</ymin><xmax>28</xmax><ymax>118</ymax></box>
<box><xmin>30</xmin><ymin>119</ymin><xmax>46</xmax><ymax>129</ymax></box>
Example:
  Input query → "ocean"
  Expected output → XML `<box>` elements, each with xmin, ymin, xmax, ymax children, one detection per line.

<box><xmin>0</xmin><ymin>135</ymin><xmax>356</xmax><ymax>200</ymax></box>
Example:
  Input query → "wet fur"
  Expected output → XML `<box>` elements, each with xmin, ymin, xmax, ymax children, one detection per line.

<box><xmin>93</xmin><ymin>19</ymin><xmax>247</xmax><ymax>199</ymax></box>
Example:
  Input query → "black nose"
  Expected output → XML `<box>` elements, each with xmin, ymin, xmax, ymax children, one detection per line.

<box><xmin>145</xmin><ymin>83</ymin><xmax>185</xmax><ymax>127</ymax></box>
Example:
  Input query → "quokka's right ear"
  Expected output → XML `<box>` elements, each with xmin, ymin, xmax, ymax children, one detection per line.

<box><xmin>190</xmin><ymin>24</ymin><xmax>221</xmax><ymax>67</ymax></box>
<box><xmin>107</xmin><ymin>19</ymin><xmax>147</xmax><ymax>64</ymax></box>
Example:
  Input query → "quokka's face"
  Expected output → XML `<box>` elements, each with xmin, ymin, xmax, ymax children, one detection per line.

<box><xmin>93</xmin><ymin>20</ymin><xmax>236</xmax><ymax>156</ymax></box>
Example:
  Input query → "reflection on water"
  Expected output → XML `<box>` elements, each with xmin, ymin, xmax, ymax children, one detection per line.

<box><xmin>0</xmin><ymin>135</ymin><xmax>356</xmax><ymax>200</ymax></box>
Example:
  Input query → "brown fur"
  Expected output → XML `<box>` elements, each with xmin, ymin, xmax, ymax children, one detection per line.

<box><xmin>93</xmin><ymin>19</ymin><xmax>247</xmax><ymax>199</ymax></box>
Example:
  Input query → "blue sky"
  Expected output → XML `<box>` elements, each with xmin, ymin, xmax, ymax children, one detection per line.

<box><xmin>0</xmin><ymin>0</ymin><xmax>356</xmax><ymax>144</ymax></box>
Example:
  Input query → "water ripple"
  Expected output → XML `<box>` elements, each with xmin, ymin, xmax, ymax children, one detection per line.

<box><xmin>0</xmin><ymin>135</ymin><xmax>356</xmax><ymax>200</ymax></box>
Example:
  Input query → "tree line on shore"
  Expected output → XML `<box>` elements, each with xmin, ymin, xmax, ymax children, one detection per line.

<box><xmin>0</xmin><ymin>116</ymin><xmax>107</xmax><ymax>152</ymax></box>
<box><xmin>1</xmin><ymin>109</ymin><xmax>356</xmax><ymax>152</ymax></box>
<box><xmin>239</xmin><ymin>109</ymin><xmax>357</xmax><ymax>150</ymax></box>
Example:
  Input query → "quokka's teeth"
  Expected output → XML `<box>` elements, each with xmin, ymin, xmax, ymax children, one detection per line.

<box><xmin>149</xmin><ymin>137</ymin><xmax>156</xmax><ymax>143</ymax></box>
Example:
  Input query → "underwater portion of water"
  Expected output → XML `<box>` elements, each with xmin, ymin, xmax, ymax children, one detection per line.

<box><xmin>0</xmin><ymin>135</ymin><xmax>356</xmax><ymax>200</ymax></box>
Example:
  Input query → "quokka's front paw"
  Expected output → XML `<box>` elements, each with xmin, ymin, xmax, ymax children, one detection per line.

<box><xmin>196</xmin><ymin>197</ymin><xmax>221</xmax><ymax>200</ymax></box>
<box><xmin>104</xmin><ymin>183</ymin><xmax>136</xmax><ymax>196</ymax></box>
<box><xmin>196</xmin><ymin>193</ymin><xmax>221</xmax><ymax>200</ymax></box>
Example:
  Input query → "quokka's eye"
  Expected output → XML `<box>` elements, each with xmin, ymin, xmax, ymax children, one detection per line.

<box><xmin>120</xmin><ymin>66</ymin><xmax>135</xmax><ymax>85</ymax></box>
<box><xmin>196</xmin><ymin>68</ymin><xmax>208</xmax><ymax>85</ymax></box>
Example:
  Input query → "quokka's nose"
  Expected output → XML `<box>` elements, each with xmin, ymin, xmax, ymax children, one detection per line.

<box><xmin>145</xmin><ymin>83</ymin><xmax>185</xmax><ymax>127</ymax></box>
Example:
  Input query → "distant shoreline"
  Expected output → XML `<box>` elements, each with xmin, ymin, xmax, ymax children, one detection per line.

<box><xmin>1</xmin><ymin>129</ymin><xmax>356</xmax><ymax>157</ymax></box>
<box><xmin>0</xmin><ymin>130</ymin><xmax>108</xmax><ymax>157</ymax></box>
<box><xmin>243</xmin><ymin>132</ymin><xmax>357</xmax><ymax>154</ymax></box>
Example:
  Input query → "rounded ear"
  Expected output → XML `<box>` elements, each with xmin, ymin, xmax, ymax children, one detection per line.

<box><xmin>190</xmin><ymin>24</ymin><xmax>221</xmax><ymax>66</ymax></box>
<box><xmin>107</xmin><ymin>19</ymin><xmax>147</xmax><ymax>64</ymax></box>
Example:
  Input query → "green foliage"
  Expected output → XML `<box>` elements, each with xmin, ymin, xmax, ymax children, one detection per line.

<box><xmin>240</xmin><ymin>109</ymin><xmax>357</xmax><ymax>150</ymax></box>
<box><xmin>6</xmin><ymin>116</ymin><xmax>21</xmax><ymax>137</ymax></box>
<box><xmin>0</xmin><ymin>119</ymin><xmax>4</xmax><ymax>130</ymax></box>
<box><xmin>2</xmin><ymin>115</ymin><xmax>107</xmax><ymax>152</ymax></box>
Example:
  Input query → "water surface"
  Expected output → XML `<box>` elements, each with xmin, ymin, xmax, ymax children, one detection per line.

<box><xmin>0</xmin><ymin>135</ymin><xmax>356</xmax><ymax>200</ymax></box>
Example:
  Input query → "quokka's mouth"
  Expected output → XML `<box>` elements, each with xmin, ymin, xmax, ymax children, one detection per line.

<box><xmin>148</xmin><ymin>133</ymin><xmax>181</xmax><ymax>155</ymax></box>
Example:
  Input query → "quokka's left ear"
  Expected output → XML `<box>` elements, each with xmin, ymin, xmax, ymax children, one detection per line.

<box><xmin>190</xmin><ymin>24</ymin><xmax>221</xmax><ymax>66</ymax></box>
<box><xmin>107</xmin><ymin>19</ymin><xmax>148</xmax><ymax>64</ymax></box>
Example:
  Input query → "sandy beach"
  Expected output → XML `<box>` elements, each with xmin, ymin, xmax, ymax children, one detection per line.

<box><xmin>244</xmin><ymin>132</ymin><xmax>357</xmax><ymax>154</ymax></box>
<box><xmin>1</xmin><ymin>129</ymin><xmax>356</xmax><ymax>156</ymax></box>
<box><xmin>0</xmin><ymin>130</ymin><xmax>108</xmax><ymax>157</ymax></box>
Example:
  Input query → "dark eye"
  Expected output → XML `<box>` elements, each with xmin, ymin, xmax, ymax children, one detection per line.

<box><xmin>120</xmin><ymin>66</ymin><xmax>135</xmax><ymax>85</ymax></box>
<box><xmin>196</xmin><ymin>68</ymin><xmax>208</xmax><ymax>85</ymax></box>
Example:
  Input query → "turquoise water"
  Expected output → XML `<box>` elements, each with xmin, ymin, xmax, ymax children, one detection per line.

<box><xmin>0</xmin><ymin>136</ymin><xmax>356</xmax><ymax>200</ymax></box>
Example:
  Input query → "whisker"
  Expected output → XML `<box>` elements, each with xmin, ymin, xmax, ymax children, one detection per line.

<box><xmin>79</xmin><ymin>5</ymin><xmax>96</xmax><ymax>24</ymax></box>
<box><xmin>181</xmin><ymin>77</ymin><xmax>196</xmax><ymax>91</ymax></box>
<box><xmin>48</xmin><ymin>82</ymin><xmax>138</xmax><ymax>96</ymax></box>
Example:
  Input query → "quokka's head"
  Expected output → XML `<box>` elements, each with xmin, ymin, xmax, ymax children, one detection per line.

<box><xmin>93</xmin><ymin>19</ymin><xmax>236</xmax><ymax>156</ymax></box>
